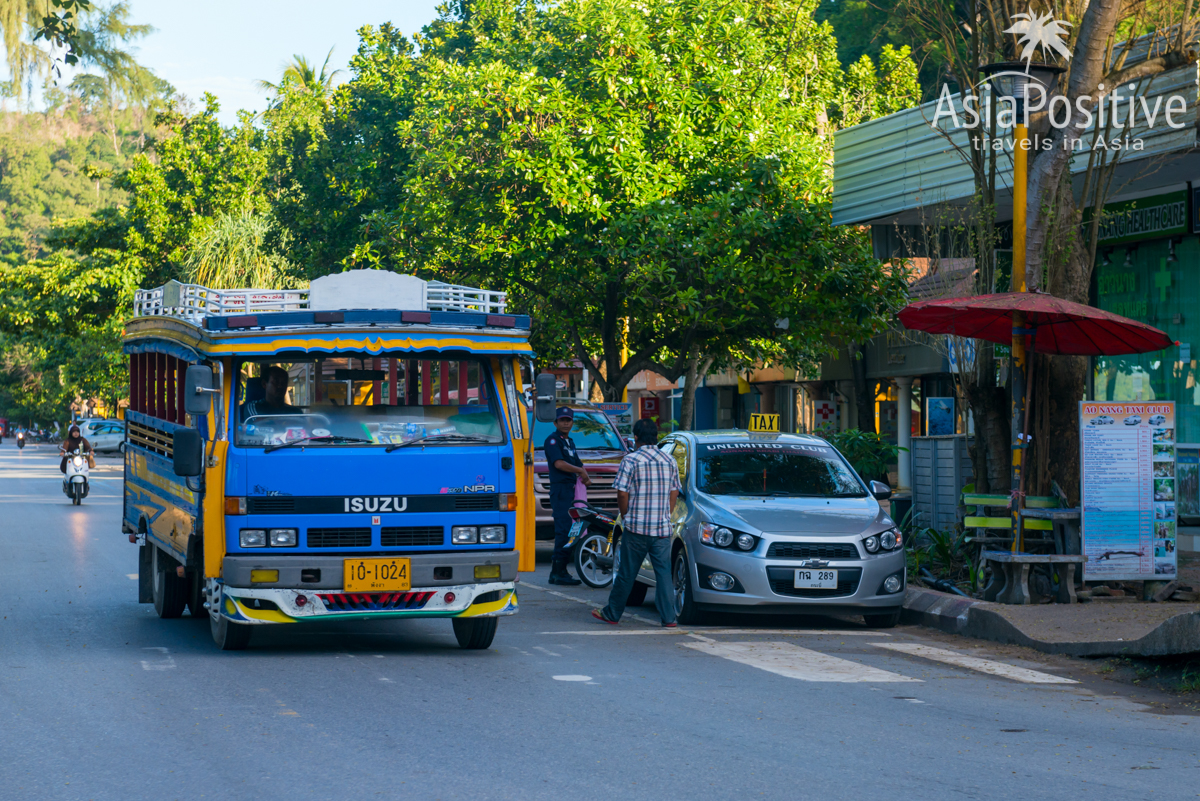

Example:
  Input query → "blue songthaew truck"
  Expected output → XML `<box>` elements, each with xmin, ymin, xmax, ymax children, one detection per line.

<box><xmin>121</xmin><ymin>270</ymin><xmax>552</xmax><ymax>650</ymax></box>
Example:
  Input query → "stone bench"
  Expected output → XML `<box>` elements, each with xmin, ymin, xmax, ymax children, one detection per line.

<box><xmin>981</xmin><ymin>551</ymin><xmax>1088</xmax><ymax>605</ymax></box>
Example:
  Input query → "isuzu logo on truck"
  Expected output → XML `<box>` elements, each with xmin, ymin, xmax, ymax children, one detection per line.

<box><xmin>344</xmin><ymin>496</ymin><xmax>408</xmax><ymax>512</ymax></box>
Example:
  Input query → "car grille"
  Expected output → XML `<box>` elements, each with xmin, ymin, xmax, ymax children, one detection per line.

<box><xmin>767</xmin><ymin>567</ymin><xmax>862</xmax><ymax>598</ymax></box>
<box><xmin>767</xmin><ymin>542</ymin><xmax>860</xmax><ymax>560</ymax></box>
<box><xmin>380</xmin><ymin>526</ymin><xmax>443</xmax><ymax>546</ymax></box>
<box><xmin>454</xmin><ymin>495</ymin><xmax>499</xmax><ymax>511</ymax></box>
<box><xmin>307</xmin><ymin>528</ymin><xmax>372</xmax><ymax>547</ymax></box>
<box><xmin>317</xmin><ymin>591</ymin><xmax>434</xmax><ymax>612</ymax></box>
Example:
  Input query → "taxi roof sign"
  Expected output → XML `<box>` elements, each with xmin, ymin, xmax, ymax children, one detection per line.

<box><xmin>747</xmin><ymin>413</ymin><xmax>779</xmax><ymax>433</ymax></box>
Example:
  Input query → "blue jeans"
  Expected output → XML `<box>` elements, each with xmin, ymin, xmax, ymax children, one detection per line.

<box><xmin>602</xmin><ymin>531</ymin><xmax>676</xmax><ymax>625</ymax></box>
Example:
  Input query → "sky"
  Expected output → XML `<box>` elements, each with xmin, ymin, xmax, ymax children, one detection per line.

<box><xmin>120</xmin><ymin>0</ymin><xmax>443</xmax><ymax>123</ymax></box>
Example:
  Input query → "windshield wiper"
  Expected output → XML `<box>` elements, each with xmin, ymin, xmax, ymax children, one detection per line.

<box><xmin>264</xmin><ymin>435</ymin><xmax>372</xmax><ymax>453</ymax></box>
<box><xmin>385</xmin><ymin>433</ymin><xmax>494</xmax><ymax>452</ymax></box>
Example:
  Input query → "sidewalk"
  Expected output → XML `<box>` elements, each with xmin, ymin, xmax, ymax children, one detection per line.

<box><xmin>903</xmin><ymin>588</ymin><xmax>1200</xmax><ymax>657</ymax></box>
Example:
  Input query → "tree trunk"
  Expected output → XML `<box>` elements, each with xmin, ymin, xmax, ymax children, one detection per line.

<box><xmin>850</xmin><ymin>344</ymin><xmax>875</xmax><ymax>432</ymax></box>
<box><xmin>678</xmin><ymin>349</ymin><xmax>714</xmax><ymax>431</ymax></box>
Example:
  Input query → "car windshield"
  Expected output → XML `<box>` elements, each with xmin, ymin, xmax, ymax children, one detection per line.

<box><xmin>532</xmin><ymin>410</ymin><xmax>624</xmax><ymax>450</ymax></box>
<box><xmin>234</xmin><ymin>355</ymin><xmax>505</xmax><ymax>448</ymax></box>
<box><xmin>695</xmin><ymin>441</ymin><xmax>867</xmax><ymax>498</ymax></box>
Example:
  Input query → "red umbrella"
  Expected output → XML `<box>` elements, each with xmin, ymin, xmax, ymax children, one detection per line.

<box><xmin>898</xmin><ymin>292</ymin><xmax>1173</xmax><ymax>355</ymax></box>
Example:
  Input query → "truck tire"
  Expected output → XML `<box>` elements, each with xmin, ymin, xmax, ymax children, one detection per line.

<box><xmin>187</xmin><ymin>571</ymin><xmax>206</xmax><ymax>618</ymax></box>
<box><xmin>210</xmin><ymin>607</ymin><xmax>252</xmax><ymax>650</ymax></box>
<box><xmin>152</xmin><ymin>546</ymin><xmax>187</xmax><ymax>619</ymax></box>
<box><xmin>452</xmin><ymin>617</ymin><xmax>498</xmax><ymax>649</ymax></box>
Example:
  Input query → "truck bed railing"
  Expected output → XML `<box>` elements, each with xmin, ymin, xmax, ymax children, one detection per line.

<box><xmin>134</xmin><ymin>278</ymin><xmax>506</xmax><ymax>322</ymax></box>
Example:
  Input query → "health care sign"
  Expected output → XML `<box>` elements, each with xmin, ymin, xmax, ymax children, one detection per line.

<box><xmin>930</xmin><ymin>10</ymin><xmax>1190</xmax><ymax>154</ymax></box>
<box><xmin>1080</xmin><ymin>402</ymin><xmax>1177</xmax><ymax>581</ymax></box>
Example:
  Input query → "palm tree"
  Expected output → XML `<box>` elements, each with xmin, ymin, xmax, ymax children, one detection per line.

<box><xmin>258</xmin><ymin>46</ymin><xmax>342</xmax><ymax>107</ymax></box>
<box><xmin>185</xmin><ymin>209</ymin><xmax>298</xmax><ymax>290</ymax></box>
<box><xmin>0</xmin><ymin>0</ymin><xmax>52</xmax><ymax>99</ymax></box>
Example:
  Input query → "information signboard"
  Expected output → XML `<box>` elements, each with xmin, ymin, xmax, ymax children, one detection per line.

<box><xmin>1080</xmin><ymin>402</ymin><xmax>1176</xmax><ymax>581</ymax></box>
<box><xmin>597</xmin><ymin>402</ymin><xmax>632</xmax><ymax>438</ymax></box>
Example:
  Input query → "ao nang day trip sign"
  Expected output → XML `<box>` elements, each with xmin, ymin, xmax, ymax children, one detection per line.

<box><xmin>1080</xmin><ymin>402</ymin><xmax>1177</xmax><ymax>581</ymax></box>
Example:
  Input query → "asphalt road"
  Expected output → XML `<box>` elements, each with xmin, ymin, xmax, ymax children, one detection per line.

<box><xmin>2</xmin><ymin>445</ymin><xmax>1199</xmax><ymax>800</ymax></box>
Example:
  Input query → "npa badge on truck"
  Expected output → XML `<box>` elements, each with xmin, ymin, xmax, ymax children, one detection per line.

<box><xmin>344</xmin><ymin>496</ymin><xmax>408</xmax><ymax>512</ymax></box>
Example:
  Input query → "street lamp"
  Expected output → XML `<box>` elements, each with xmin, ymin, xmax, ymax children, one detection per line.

<box><xmin>979</xmin><ymin>60</ymin><xmax>1065</xmax><ymax>551</ymax></box>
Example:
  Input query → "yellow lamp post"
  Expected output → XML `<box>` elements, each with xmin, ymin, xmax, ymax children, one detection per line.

<box><xmin>979</xmin><ymin>61</ymin><xmax>1065</xmax><ymax>552</ymax></box>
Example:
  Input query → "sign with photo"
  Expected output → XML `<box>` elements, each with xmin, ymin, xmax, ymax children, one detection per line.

<box><xmin>1176</xmin><ymin>444</ymin><xmax>1200</xmax><ymax>520</ymax></box>
<box><xmin>1080</xmin><ymin>402</ymin><xmax>1176</xmax><ymax>581</ymax></box>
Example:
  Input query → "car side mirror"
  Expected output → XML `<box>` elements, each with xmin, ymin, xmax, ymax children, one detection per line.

<box><xmin>870</xmin><ymin>480</ymin><xmax>892</xmax><ymax>500</ymax></box>
<box><xmin>184</xmin><ymin>365</ymin><xmax>215</xmax><ymax>415</ymax></box>
<box><xmin>534</xmin><ymin>373</ymin><xmax>557</xmax><ymax>423</ymax></box>
<box><xmin>172</xmin><ymin>428</ymin><xmax>204</xmax><ymax>477</ymax></box>
<box><xmin>624</xmin><ymin>436</ymin><xmax>635</xmax><ymax>450</ymax></box>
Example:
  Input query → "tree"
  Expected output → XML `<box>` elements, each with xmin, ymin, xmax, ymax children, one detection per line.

<box><xmin>258</xmin><ymin>48</ymin><xmax>344</xmax><ymax>108</ymax></box>
<box><xmin>376</xmin><ymin>0</ymin><xmax>908</xmax><ymax>402</ymax></box>
<box><xmin>185</xmin><ymin>208</ymin><xmax>295</xmax><ymax>289</ymax></box>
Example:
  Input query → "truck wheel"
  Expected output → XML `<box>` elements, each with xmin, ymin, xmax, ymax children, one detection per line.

<box><xmin>625</xmin><ymin>581</ymin><xmax>649</xmax><ymax>607</ymax></box>
<box><xmin>151</xmin><ymin>546</ymin><xmax>187</xmax><ymax>619</ymax></box>
<box><xmin>187</xmin><ymin>571</ymin><xmax>207</xmax><ymax>618</ymax></box>
<box><xmin>210</xmin><ymin>607</ymin><xmax>252</xmax><ymax>650</ymax></box>
<box><xmin>452</xmin><ymin>617</ymin><xmax>498</xmax><ymax>649</ymax></box>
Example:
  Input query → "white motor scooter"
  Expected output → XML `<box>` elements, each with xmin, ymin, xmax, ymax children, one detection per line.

<box><xmin>63</xmin><ymin>450</ymin><xmax>90</xmax><ymax>505</ymax></box>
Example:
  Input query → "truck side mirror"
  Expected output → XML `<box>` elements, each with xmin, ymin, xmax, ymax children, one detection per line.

<box><xmin>534</xmin><ymin>373</ymin><xmax>557</xmax><ymax>423</ymax></box>
<box><xmin>184</xmin><ymin>365</ymin><xmax>215</xmax><ymax>415</ymax></box>
<box><xmin>870</xmin><ymin>480</ymin><xmax>892</xmax><ymax>500</ymax></box>
<box><xmin>172</xmin><ymin>428</ymin><xmax>204</xmax><ymax>477</ymax></box>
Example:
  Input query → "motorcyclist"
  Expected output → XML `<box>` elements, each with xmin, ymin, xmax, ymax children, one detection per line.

<box><xmin>59</xmin><ymin>424</ymin><xmax>94</xmax><ymax>473</ymax></box>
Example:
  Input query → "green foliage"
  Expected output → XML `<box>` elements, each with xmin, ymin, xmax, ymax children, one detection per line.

<box><xmin>816</xmin><ymin>425</ymin><xmax>902</xmax><ymax>481</ymax></box>
<box><xmin>185</xmin><ymin>208</ymin><xmax>296</xmax><ymax>289</ymax></box>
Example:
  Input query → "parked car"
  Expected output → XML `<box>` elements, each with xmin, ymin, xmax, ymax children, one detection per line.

<box><xmin>83</xmin><ymin>420</ymin><xmax>126</xmax><ymax>453</ymax></box>
<box><xmin>531</xmin><ymin>401</ymin><xmax>630</xmax><ymax>538</ymax></box>
<box><xmin>625</xmin><ymin>430</ymin><xmax>905</xmax><ymax>627</ymax></box>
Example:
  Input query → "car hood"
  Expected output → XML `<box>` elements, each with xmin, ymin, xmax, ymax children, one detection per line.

<box><xmin>697</xmin><ymin>495</ymin><xmax>886</xmax><ymax>535</ymax></box>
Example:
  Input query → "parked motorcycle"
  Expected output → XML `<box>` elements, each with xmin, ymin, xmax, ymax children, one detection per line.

<box><xmin>62</xmin><ymin>449</ymin><xmax>90</xmax><ymax>505</ymax></box>
<box><xmin>567</xmin><ymin>504</ymin><xmax>623</xmax><ymax>589</ymax></box>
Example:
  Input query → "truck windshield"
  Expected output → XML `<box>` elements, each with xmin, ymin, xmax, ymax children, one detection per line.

<box><xmin>532</xmin><ymin>410</ymin><xmax>624</xmax><ymax>450</ymax></box>
<box><xmin>695</xmin><ymin>442</ymin><xmax>867</xmax><ymax>498</ymax></box>
<box><xmin>235</xmin><ymin>355</ymin><xmax>504</xmax><ymax>448</ymax></box>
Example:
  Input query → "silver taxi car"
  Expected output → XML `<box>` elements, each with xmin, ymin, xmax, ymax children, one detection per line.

<box><xmin>629</xmin><ymin>431</ymin><xmax>905</xmax><ymax>627</ymax></box>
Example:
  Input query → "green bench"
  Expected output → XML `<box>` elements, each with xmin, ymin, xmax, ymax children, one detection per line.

<box><xmin>962</xmin><ymin>492</ymin><xmax>1056</xmax><ymax>547</ymax></box>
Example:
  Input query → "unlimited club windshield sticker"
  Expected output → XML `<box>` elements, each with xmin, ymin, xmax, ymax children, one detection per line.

<box><xmin>700</xmin><ymin>442</ymin><xmax>833</xmax><ymax>455</ymax></box>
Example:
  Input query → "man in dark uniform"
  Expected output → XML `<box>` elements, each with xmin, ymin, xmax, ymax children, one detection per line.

<box><xmin>544</xmin><ymin>407</ymin><xmax>590</xmax><ymax>585</ymax></box>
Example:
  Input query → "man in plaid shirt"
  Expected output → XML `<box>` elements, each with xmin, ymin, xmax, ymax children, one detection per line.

<box><xmin>593</xmin><ymin>418</ymin><xmax>681</xmax><ymax>627</ymax></box>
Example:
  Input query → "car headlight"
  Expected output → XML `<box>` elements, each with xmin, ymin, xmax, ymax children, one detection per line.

<box><xmin>713</xmin><ymin>527</ymin><xmax>734</xmax><ymax>547</ymax></box>
<box><xmin>880</xmin><ymin>528</ymin><xmax>901</xmax><ymax>550</ymax></box>
<box><xmin>479</xmin><ymin>525</ymin><xmax>506</xmax><ymax>544</ymax></box>
<box><xmin>269</xmin><ymin>528</ymin><xmax>298</xmax><ymax>547</ymax></box>
<box><xmin>736</xmin><ymin>533</ymin><xmax>756</xmax><ymax>551</ymax></box>
<box><xmin>863</xmin><ymin>535</ymin><xmax>879</xmax><ymax>553</ymax></box>
<box><xmin>240</xmin><ymin>529</ymin><xmax>266</xmax><ymax>548</ymax></box>
<box><xmin>72</xmin><ymin>456</ymin><xmax>83</xmax><ymax>467</ymax></box>
<box><xmin>452</xmin><ymin>526</ymin><xmax>479</xmax><ymax>544</ymax></box>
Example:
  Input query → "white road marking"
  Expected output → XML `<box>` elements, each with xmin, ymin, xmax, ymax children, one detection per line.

<box><xmin>681</xmin><ymin>640</ymin><xmax>921</xmax><ymax>683</ymax></box>
<box><xmin>552</xmin><ymin>675</ymin><xmax>592</xmax><ymax>682</ymax></box>
<box><xmin>379</xmin><ymin>677</ymin><xmax>393</xmax><ymax>683</ymax></box>
<box><xmin>542</xmin><ymin>628</ymin><xmax>889</xmax><ymax>636</ymax></box>
<box><xmin>140</xmin><ymin>647</ymin><xmax>176</xmax><ymax>671</ymax></box>
<box><xmin>872</xmin><ymin>643</ymin><xmax>1078</xmax><ymax>684</ymax></box>
<box><xmin>126</xmin><ymin>574</ymin><xmax>138</xmax><ymax>580</ymax></box>
<box><xmin>517</xmin><ymin>582</ymin><xmax>659</xmax><ymax>626</ymax></box>
<box><xmin>895</xmin><ymin>696</ymin><xmax>925</xmax><ymax>703</ymax></box>
<box><xmin>533</xmin><ymin>646</ymin><xmax>561</xmax><ymax>657</ymax></box>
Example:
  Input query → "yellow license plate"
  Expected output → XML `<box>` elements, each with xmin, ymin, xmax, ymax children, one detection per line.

<box><xmin>343</xmin><ymin>558</ymin><xmax>411</xmax><ymax>592</ymax></box>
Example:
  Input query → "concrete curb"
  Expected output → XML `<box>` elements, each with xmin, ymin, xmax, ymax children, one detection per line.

<box><xmin>901</xmin><ymin>587</ymin><xmax>1200</xmax><ymax>657</ymax></box>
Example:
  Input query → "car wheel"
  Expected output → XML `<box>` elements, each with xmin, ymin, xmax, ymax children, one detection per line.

<box><xmin>625</xmin><ymin>581</ymin><xmax>649</xmax><ymax>607</ymax></box>
<box><xmin>152</xmin><ymin>546</ymin><xmax>187</xmax><ymax>619</ymax></box>
<box><xmin>864</xmin><ymin>610</ymin><xmax>902</xmax><ymax>628</ymax></box>
<box><xmin>453</xmin><ymin>617</ymin><xmax>498</xmax><ymax>649</ymax></box>
<box><xmin>118</xmin><ymin>442</ymin><xmax>126</xmax><ymax>454</ymax></box>
<box><xmin>673</xmin><ymin>546</ymin><xmax>702</xmax><ymax>625</ymax></box>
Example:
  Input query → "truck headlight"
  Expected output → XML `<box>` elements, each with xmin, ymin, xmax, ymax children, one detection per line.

<box><xmin>269</xmin><ymin>528</ymin><xmax>298</xmax><ymax>547</ymax></box>
<box><xmin>452</xmin><ymin>526</ymin><xmax>479</xmax><ymax>544</ymax></box>
<box><xmin>479</xmin><ymin>525</ymin><xmax>506</xmax><ymax>544</ymax></box>
<box><xmin>240</xmin><ymin>529</ymin><xmax>266</xmax><ymax>548</ymax></box>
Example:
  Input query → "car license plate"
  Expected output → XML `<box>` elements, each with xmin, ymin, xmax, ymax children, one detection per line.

<box><xmin>794</xmin><ymin>569</ymin><xmax>838</xmax><ymax>589</ymax></box>
<box><xmin>344</xmin><ymin>558</ymin><xmax>411</xmax><ymax>592</ymax></box>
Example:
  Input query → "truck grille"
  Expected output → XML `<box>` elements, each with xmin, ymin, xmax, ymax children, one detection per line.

<box><xmin>317</xmin><ymin>591</ymin><xmax>434</xmax><ymax>612</ymax></box>
<box><xmin>307</xmin><ymin>528</ymin><xmax>371</xmax><ymax>547</ymax></box>
<box><xmin>535</xmin><ymin>473</ymin><xmax>616</xmax><ymax>492</ymax></box>
<box><xmin>766</xmin><ymin>542</ymin><xmax>860</xmax><ymax>560</ymax></box>
<box><xmin>767</xmin><ymin>567</ymin><xmax>862</xmax><ymax>598</ymax></box>
<box><xmin>247</xmin><ymin>497</ymin><xmax>295</xmax><ymax>513</ymax></box>
<box><xmin>454</xmin><ymin>495</ymin><xmax>499</xmax><ymax>511</ymax></box>
<box><xmin>381</xmin><ymin>526</ymin><xmax>443</xmax><ymax>546</ymax></box>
